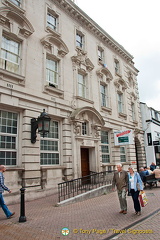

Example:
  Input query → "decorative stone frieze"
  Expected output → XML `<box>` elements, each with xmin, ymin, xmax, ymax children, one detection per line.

<box><xmin>41</xmin><ymin>34</ymin><xmax>69</xmax><ymax>57</ymax></box>
<box><xmin>114</xmin><ymin>77</ymin><xmax>128</xmax><ymax>91</ymax></box>
<box><xmin>96</xmin><ymin>67</ymin><xmax>113</xmax><ymax>82</ymax></box>
<box><xmin>71</xmin><ymin>48</ymin><xmax>94</xmax><ymax>71</ymax></box>
<box><xmin>0</xmin><ymin>7</ymin><xmax>34</xmax><ymax>38</ymax></box>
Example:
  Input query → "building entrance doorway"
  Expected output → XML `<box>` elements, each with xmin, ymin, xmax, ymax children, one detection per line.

<box><xmin>81</xmin><ymin>148</ymin><xmax>90</xmax><ymax>183</ymax></box>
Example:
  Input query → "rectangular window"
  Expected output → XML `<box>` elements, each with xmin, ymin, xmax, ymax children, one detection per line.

<box><xmin>40</xmin><ymin>121</ymin><xmax>59</xmax><ymax>165</ymax></box>
<box><xmin>120</xmin><ymin>147</ymin><xmax>126</xmax><ymax>162</ymax></box>
<box><xmin>100</xmin><ymin>84</ymin><xmax>108</xmax><ymax>107</ymax></box>
<box><xmin>0</xmin><ymin>110</ymin><xmax>18</xmax><ymax>166</ymax></box>
<box><xmin>98</xmin><ymin>48</ymin><xmax>104</xmax><ymax>61</ymax></box>
<box><xmin>76</xmin><ymin>33</ymin><xmax>83</xmax><ymax>48</ymax></box>
<box><xmin>101</xmin><ymin>131</ymin><xmax>110</xmax><ymax>163</ymax></box>
<box><xmin>78</xmin><ymin>73</ymin><xmax>86</xmax><ymax>98</ymax></box>
<box><xmin>47</xmin><ymin>13</ymin><xmax>57</xmax><ymax>31</ymax></box>
<box><xmin>0</xmin><ymin>36</ymin><xmax>20</xmax><ymax>74</ymax></box>
<box><xmin>46</xmin><ymin>59</ymin><xmax>58</xmax><ymax>87</ymax></box>
<box><xmin>155</xmin><ymin>111</ymin><xmax>159</xmax><ymax>121</ymax></box>
<box><xmin>115</xmin><ymin>60</ymin><xmax>120</xmax><ymax>74</ymax></box>
<box><xmin>118</xmin><ymin>93</ymin><xmax>123</xmax><ymax>113</ymax></box>
<box><xmin>82</xmin><ymin>122</ymin><xmax>87</xmax><ymax>135</ymax></box>
<box><xmin>10</xmin><ymin>0</ymin><xmax>21</xmax><ymax>7</ymax></box>
<box><xmin>131</xmin><ymin>103</ymin><xmax>135</xmax><ymax>121</ymax></box>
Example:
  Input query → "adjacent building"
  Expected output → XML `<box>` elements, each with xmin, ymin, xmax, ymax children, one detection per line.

<box><xmin>0</xmin><ymin>0</ymin><xmax>146</xmax><ymax>203</ymax></box>
<box><xmin>140</xmin><ymin>102</ymin><xmax>160</xmax><ymax>167</ymax></box>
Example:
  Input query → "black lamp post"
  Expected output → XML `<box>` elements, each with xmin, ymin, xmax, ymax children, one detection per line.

<box><xmin>31</xmin><ymin>109</ymin><xmax>51</xmax><ymax>143</ymax></box>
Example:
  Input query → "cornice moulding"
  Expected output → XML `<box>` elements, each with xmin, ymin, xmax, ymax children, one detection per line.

<box><xmin>54</xmin><ymin>0</ymin><xmax>133</xmax><ymax>62</ymax></box>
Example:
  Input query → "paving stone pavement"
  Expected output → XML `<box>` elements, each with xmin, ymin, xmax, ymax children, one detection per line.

<box><xmin>0</xmin><ymin>184</ymin><xmax>160</xmax><ymax>240</ymax></box>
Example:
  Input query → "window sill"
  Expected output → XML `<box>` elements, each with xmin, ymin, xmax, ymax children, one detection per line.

<box><xmin>41</xmin><ymin>165</ymin><xmax>66</xmax><ymax>170</ymax></box>
<box><xmin>132</xmin><ymin>120</ymin><xmax>138</xmax><ymax>125</ymax></box>
<box><xmin>101</xmin><ymin>106</ymin><xmax>112</xmax><ymax>114</ymax></box>
<box><xmin>46</xmin><ymin>26</ymin><xmax>61</xmax><ymax>38</ymax></box>
<box><xmin>76</xmin><ymin>47</ymin><xmax>86</xmax><ymax>55</ymax></box>
<box><xmin>115</xmin><ymin>72</ymin><xmax>122</xmax><ymax>77</ymax></box>
<box><xmin>118</xmin><ymin>112</ymin><xmax>127</xmax><ymax>119</ymax></box>
<box><xmin>0</xmin><ymin>68</ymin><xmax>25</xmax><ymax>85</ymax></box>
<box><xmin>44</xmin><ymin>85</ymin><xmax>64</xmax><ymax>98</ymax></box>
<box><xmin>7</xmin><ymin>167</ymin><xmax>25</xmax><ymax>171</ymax></box>
<box><xmin>75</xmin><ymin>96</ymin><xmax>94</xmax><ymax>104</ymax></box>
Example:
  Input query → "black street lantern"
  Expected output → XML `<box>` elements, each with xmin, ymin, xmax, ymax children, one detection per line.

<box><xmin>31</xmin><ymin>109</ymin><xmax>51</xmax><ymax>143</ymax></box>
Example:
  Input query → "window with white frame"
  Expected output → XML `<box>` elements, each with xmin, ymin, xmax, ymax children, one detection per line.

<box><xmin>98</xmin><ymin>47</ymin><xmax>104</xmax><ymax>62</ymax></box>
<box><xmin>117</xmin><ymin>92</ymin><xmax>124</xmax><ymax>113</ymax></box>
<box><xmin>10</xmin><ymin>0</ymin><xmax>21</xmax><ymax>7</ymax></box>
<box><xmin>47</xmin><ymin>12</ymin><xmax>58</xmax><ymax>31</ymax></box>
<box><xmin>155</xmin><ymin>111</ymin><xmax>159</xmax><ymax>121</ymax></box>
<box><xmin>120</xmin><ymin>146</ymin><xmax>126</xmax><ymax>162</ymax></box>
<box><xmin>100</xmin><ymin>84</ymin><xmax>108</xmax><ymax>107</ymax></box>
<box><xmin>78</xmin><ymin>73</ymin><xmax>86</xmax><ymax>98</ymax></box>
<box><xmin>46</xmin><ymin>58</ymin><xmax>59</xmax><ymax>87</ymax></box>
<box><xmin>131</xmin><ymin>102</ymin><xmax>136</xmax><ymax>121</ymax></box>
<box><xmin>40</xmin><ymin>121</ymin><xmax>59</xmax><ymax>165</ymax></box>
<box><xmin>101</xmin><ymin>131</ymin><xmax>110</xmax><ymax>163</ymax></box>
<box><xmin>0</xmin><ymin>110</ymin><xmax>18</xmax><ymax>166</ymax></box>
<box><xmin>76</xmin><ymin>32</ymin><xmax>84</xmax><ymax>49</ymax></box>
<box><xmin>114</xmin><ymin>59</ymin><xmax>120</xmax><ymax>75</ymax></box>
<box><xmin>0</xmin><ymin>36</ymin><xmax>20</xmax><ymax>74</ymax></box>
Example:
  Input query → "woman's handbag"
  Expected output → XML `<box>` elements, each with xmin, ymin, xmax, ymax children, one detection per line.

<box><xmin>139</xmin><ymin>191</ymin><xmax>148</xmax><ymax>207</ymax></box>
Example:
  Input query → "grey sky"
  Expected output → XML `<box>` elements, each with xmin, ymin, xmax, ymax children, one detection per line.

<box><xmin>74</xmin><ymin>0</ymin><xmax>160</xmax><ymax>111</ymax></box>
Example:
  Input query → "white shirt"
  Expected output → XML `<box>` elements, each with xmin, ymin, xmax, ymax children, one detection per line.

<box><xmin>129</xmin><ymin>174</ymin><xmax>135</xmax><ymax>189</ymax></box>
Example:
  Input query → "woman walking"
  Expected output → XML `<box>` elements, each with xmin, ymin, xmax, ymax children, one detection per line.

<box><xmin>128</xmin><ymin>166</ymin><xmax>143</xmax><ymax>215</ymax></box>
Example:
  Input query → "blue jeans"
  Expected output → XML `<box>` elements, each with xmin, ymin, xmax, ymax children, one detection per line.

<box><xmin>0</xmin><ymin>193</ymin><xmax>12</xmax><ymax>218</ymax></box>
<box><xmin>130</xmin><ymin>189</ymin><xmax>141</xmax><ymax>212</ymax></box>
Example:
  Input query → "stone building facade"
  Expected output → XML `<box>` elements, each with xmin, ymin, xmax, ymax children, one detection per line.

<box><xmin>0</xmin><ymin>0</ymin><xmax>146</xmax><ymax>203</ymax></box>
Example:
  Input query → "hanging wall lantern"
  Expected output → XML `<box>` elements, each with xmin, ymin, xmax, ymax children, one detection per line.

<box><xmin>31</xmin><ymin>109</ymin><xmax>51</xmax><ymax>143</ymax></box>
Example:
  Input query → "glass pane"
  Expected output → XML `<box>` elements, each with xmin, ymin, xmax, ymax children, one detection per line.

<box><xmin>120</xmin><ymin>147</ymin><xmax>125</xmax><ymax>154</ymax></box>
<box><xmin>101</xmin><ymin>145</ymin><xmax>109</xmax><ymax>153</ymax></box>
<box><xmin>101</xmin><ymin>131</ymin><xmax>108</xmax><ymax>144</ymax></box>
<box><xmin>102</xmin><ymin>155</ymin><xmax>110</xmax><ymax>163</ymax></box>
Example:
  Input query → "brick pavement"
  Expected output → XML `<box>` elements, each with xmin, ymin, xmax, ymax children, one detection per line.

<box><xmin>0</xmin><ymin>184</ymin><xmax>160</xmax><ymax>240</ymax></box>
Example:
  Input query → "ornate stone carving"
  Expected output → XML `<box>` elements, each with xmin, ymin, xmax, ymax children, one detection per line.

<box><xmin>74</xmin><ymin>122</ymin><xmax>81</xmax><ymax>135</ymax></box>
<box><xmin>114</xmin><ymin>77</ymin><xmax>128</xmax><ymax>91</ymax></box>
<box><xmin>93</xmin><ymin>125</ymin><xmax>101</xmax><ymax>138</ymax></box>
<box><xmin>71</xmin><ymin>49</ymin><xmax>94</xmax><ymax>71</ymax></box>
<box><xmin>41</xmin><ymin>34</ymin><xmax>69</xmax><ymax>57</ymax></box>
<box><xmin>0</xmin><ymin>7</ymin><xmax>34</xmax><ymax>38</ymax></box>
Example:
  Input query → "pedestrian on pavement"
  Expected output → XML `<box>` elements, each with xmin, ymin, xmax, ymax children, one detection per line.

<box><xmin>144</xmin><ymin>166</ymin><xmax>149</xmax><ymax>175</ymax></box>
<box><xmin>150</xmin><ymin>162</ymin><xmax>156</xmax><ymax>171</ymax></box>
<box><xmin>128</xmin><ymin>166</ymin><xmax>143</xmax><ymax>216</ymax></box>
<box><xmin>146</xmin><ymin>167</ymin><xmax>153</xmax><ymax>175</ymax></box>
<box><xmin>112</xmin><ymin>163</ymin><xmax>128</xmax><ymax>214</ymax></box>
<box><xmin>152</xmin><ymin>166</ymin><xmax>160</xmax><ymax>180</ymax></box>
<box><xmin>139</xmin><ymin>167</ymin><xmax>149</xmax><ymax>187</ymax></box>
<box><xmin>0</xmin><ymin>165</ymin><xmax>15</xmax><ymax>219</ymax></box>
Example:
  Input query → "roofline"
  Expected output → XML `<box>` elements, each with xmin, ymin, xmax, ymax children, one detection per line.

<box><xmin>54</xmin><ymin>0</ymin><xmax>135</xmax><ymax>63</ymax></box>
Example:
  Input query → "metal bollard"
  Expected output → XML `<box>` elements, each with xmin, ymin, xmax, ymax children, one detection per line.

<box><xmin>19</xmin><ymin>188</ymin><xmax>27</xmax><ymax>222</ymax></box>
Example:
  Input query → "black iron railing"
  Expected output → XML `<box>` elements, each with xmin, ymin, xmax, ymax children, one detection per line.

<box><xmin>58</xmin><ymin>170</ymin><xmax>114</xmax><ymax>202</ymax></box>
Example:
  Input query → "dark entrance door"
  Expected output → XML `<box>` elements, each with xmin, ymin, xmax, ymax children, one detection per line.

<box><xmin>81</xmin><ymin>148</ymin><xmax>90</xmax><ymax>184</ymax></box>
